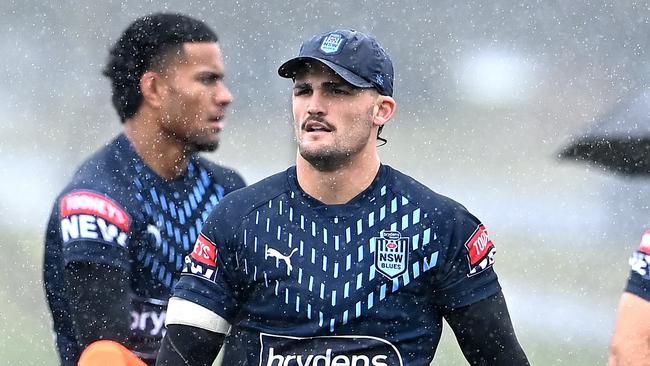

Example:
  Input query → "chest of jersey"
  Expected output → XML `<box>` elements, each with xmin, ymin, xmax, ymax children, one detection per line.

<box><xmin>235</xmin><ymin>194</ymin><xmax>442</xmax><ymax>334</ymax></box>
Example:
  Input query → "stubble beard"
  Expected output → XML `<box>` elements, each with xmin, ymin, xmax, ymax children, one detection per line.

<box><xmin>299</xmin><ymin>144</ymin><xmax>352</xmax><ymax>172</ymax></box>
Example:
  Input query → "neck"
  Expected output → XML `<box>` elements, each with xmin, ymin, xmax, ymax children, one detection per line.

<box><xmin>123</xmin><ymin>112</ymin><xmax>190</xmax><ymax>180</ymax></box>
<box><xmin>296</xmin><ymin>151</ymin><xmax>381</xmax><ymax>205</ymax></box>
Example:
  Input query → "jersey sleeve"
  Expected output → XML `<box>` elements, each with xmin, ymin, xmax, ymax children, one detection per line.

<box><xmin>56</xmin><ymin>189</ymin><xmax>132</xmax><ymax>271</ymax></box>
<box><xmin>430</xmin><ymin>206</ymin><xmax>500</xmax><ymax>309</ymax></box>
<box><xmin>171</xmin><ymin>200</ymin><xmax>245</xmax><ymax>324</ymax></box>
<box><xmin>625</xmin><ymin>230</ymin><xmax>650</xmax><ymax>301</ymax></box>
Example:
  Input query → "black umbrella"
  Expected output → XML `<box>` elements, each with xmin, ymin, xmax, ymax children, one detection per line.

<box><xmin>559</xmin><ymin>89</ymin><xmax>650</xmax><ymax>176</ymax></box>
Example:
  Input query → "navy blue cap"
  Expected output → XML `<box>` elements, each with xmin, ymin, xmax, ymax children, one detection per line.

<box><xmin>278</xmin><ymin>29</ymin><xmax>394</xmax><ymax>96</ymax></box>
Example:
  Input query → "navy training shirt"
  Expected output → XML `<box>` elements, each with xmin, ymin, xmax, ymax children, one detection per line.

<box><xmin>43</xmin><ymin>134</ymin><xmax>245</xmax><ymax>365</ymax></box>
<box><xmin>173</xmin><ymin>165</ymin><xmax>500</xmax><ymax>365</ymax></box>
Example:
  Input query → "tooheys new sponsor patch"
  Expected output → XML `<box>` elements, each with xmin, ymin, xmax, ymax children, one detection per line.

<box><xmin>259</xmin><ymin>333</ymin><xmax>403</xmax><ymax>366</ymax></box>
<box><xmin>464</xmin><ymin>224</ymin><xmax>496</xmax><ymax>277</ymax></box>
<box><xmin>182</xmin><ymin>233</ymin><xmax>218</xmax><ymax>281</ymax></box>
<box><xmin>59</xmin><ymin>190</ymin><xmax>130</xmax><ymax>246</ymax></box>
<box><xmin>638</xmin><ymin>230</ymin><xmax>650</xmax><ymax>255</ymax></box>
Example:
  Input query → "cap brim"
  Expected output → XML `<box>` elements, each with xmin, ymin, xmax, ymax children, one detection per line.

<box><xmin>278</xmin><ymin>56</ymin><xmax>373</xmax><ymax>88</ymax></box>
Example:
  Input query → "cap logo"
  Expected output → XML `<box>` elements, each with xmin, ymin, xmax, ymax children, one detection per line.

<box><xmin>375</xmin><ymin>74</ymin><xmax>385</xmax><ymax>86</ymax></box>
<box><xmin>319</xmin><ymin>33</ymin><xmax>345</xmax><ymax>54</ymax></box>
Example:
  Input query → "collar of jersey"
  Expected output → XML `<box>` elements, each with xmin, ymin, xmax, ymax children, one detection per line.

<box><xmin>286</xmin><ymin>164</ymin><xmax>390</xmax><ymax>218</ymax></box>
<box><xmin>114</xmin><ymin>133</ymin><xmax>198</xmax><ymax>186</ymax></box>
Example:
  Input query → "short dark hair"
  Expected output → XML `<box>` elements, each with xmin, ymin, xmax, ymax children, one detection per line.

<box><xmin>103</xmin><ymin>13</ymin><xmax>219</xmax><ymax>122</ymax></box>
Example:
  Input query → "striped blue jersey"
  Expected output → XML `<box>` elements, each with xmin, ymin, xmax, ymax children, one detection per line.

<box><xmin>174</xmin><ymin>165</ymin><xmax>499</xmax><ymax>365</ymax></box>
<box><xmin>43</xmin><ymin>134</ymin><xmax>245</xmax><ymax>365</ymax></box>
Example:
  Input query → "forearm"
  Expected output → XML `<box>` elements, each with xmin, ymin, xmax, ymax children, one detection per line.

<box><xmin>609</xmin><ymin>292</ymin><xmax>650</xmax><ymax>366</ymax></box>
<box><xmin>156</xmin><ymin>324</ymin><xmax>223</xmax><ymax>366</ymax></box>
<box><xmin>445</xmin><ymin>291</ymin><xmax>529</xmax><ymax>366</ymax></box>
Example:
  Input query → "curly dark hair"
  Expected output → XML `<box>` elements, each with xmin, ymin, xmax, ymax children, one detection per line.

<box><xmin>103</xmin><ymin>13</ymin><xmax>219</xmax><ymax>122</ymax></box>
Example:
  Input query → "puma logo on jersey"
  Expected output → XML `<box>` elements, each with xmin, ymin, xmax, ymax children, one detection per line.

<box><xmin>266</xmin><ymin>247</ymin><xmax>298</xmax><ymax>271</ymax></box>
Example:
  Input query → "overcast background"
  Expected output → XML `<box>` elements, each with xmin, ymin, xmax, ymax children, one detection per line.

<box><xmin>2</xmin><ymin>1</ymin><xmax>650</xmax><ymax>365</ymax></box>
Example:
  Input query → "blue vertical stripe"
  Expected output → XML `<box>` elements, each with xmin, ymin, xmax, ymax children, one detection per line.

<box><xmin>392</xmin><ymin>278</ymin><xmax>399</xmax><ymax>292</ymax></box>
<box><xmin>331</xmin><ymin>290</ymin><xmax>337</xmax><ymax>306</ymax></box>
<box><xmin>368</xmin><ymin>212</ymin><xmax>375</xmax><ymax>227</ymax></box>
<box><xmin>334</xmin><ymin>262</ymin><xmax>339</xmax><ymax>278</ymax></box>
<box><xmin>367</xmin><ymin>292</ymin><xmax>374</xmax><ymax>309</ymax></box>
<box><xmin>358</xmin><ymin>245</ymin><xmax>363</xmax><ymax>261</ymax></box>
<box><xmin>413</xmin><ymin>208</ymin><xmax>421</xmax><ymax>225</ymax></box>
<box><xmin>380</xmin><ymin>283</ymin><xmax>387</xmax><ymax>300</ymax></box>
<box><xmin>343</xmin><ymin>310</ymin><xmax>349</xmax><ymax>325</ymax></box>
<box><xmin>423</xmin><ymin>228</ymin><xmax>431</xmax><ymax>246</ymax></box>
<box><xmin>401</xmin><ymin>214</ymin><xmax>409</xmax><ymax>230</ymax></box>
<box><xmin>413</xmin><ymin>261</ymin><xmax>421</xmax><ymax>279</ymax></box>
<box><xmin>390</xmin><ymin>197</ymin><xmax>397</xmax><ymax>213</ymax></box>
<box><xmin>344</xmin><ymin>282</ymin><xmax>349</xmax><ymax>298</ymax></box>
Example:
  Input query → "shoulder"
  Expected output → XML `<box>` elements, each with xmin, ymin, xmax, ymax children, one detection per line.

<box><xmin>203</xmin><ymin>169</ymin><xmax>289</xmax><ymax>230</ymax></box>
<box><xmin>214</xmin><ymin>169</ymin><xmax>288</xmax><ymax>215</ymax></box>
<box><xmin>55</xmin><ymin>137</ymin><xmax>136</xmax><ymax>218</ymax></box>
<box><xmin>385</xmin><ymin>165</ymin><xmax>470</xmax><ymax>217</ymax></box>
<box><xmin>195</xmin><ymin>156</ymin><xmax>246</xmax><ymax>191</ymax></box>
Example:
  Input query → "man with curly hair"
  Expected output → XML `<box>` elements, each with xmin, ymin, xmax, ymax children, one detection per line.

<box><xmin>43</xmin><ymin>13</ymin><xmax>244</xmax><ymax>366</ymax></box>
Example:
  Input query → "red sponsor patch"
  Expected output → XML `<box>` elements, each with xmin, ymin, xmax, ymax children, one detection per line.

<box><xmin>638</xmin><ymin>230</ymin><xmax>650</xmax><ymax>255</ymax></box>
<box><xmin>465</xmin><ymin>224</ymin><xmax>495</xmax><ymax>266</ymax></box>
<box><xmin>190</xmin><ymin>233</ymin><xmax>218</xmax><ymax>267</ymax></box>
<box><xmin>60</xmin><ymin>191</ymin><xmax>130</xmax><ymax>232</ymax></box>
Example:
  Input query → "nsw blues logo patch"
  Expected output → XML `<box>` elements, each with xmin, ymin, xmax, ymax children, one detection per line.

<box><xmin>374</xmin><ymin>231</ymin><xmax>409</xmax><ymax>279</ymax></box>
<box><xmin>320</xmin><ymin>33</ymin><xmax>345</xmax><ymax>54</ymax></box>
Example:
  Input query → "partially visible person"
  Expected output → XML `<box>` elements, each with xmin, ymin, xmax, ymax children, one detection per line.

<box><xmin>157</xmin><ymin>29</ymin><xmax>528</xmax><ymax>366</ymax></box>
<box><xmin>43</xmin><ymin>13</ymin><xmax>244</xmax><ymax>366</ymax></box>
<box><xmin>610</xmin><ymin>230</ymin><xmax>650</xmax><ymax>366</ymax></box>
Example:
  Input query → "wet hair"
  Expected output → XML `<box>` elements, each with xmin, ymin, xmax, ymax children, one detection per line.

<box><xmin>103</xmin><ymin>13</ymin><xmax>219</xmax><ymax>122</ymax></box>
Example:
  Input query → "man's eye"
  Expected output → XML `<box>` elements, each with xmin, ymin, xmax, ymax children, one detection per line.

<box><xmin>200</xmin><ymin>75</ymin><xmax>219</xmax><ymax>84</ymax></box>
<box><xmin>294</xmin><ymin>89</ymin><xmax>310</xmax><ymax>96</ymax></box>
<box><xmin>332</xmin><ymin>88</ymin><xmax>350</xmax><ymax>95</ymax></box>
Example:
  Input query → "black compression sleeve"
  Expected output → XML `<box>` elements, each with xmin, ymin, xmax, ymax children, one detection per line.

<box><xmin>443</xmin><ymin>291</ymin><xmax>529</xmax><ymax>366</ymax></box>
<box><xmin>156</xmin><ymin>324</ymin><xmax>224</xmax><ymax>366</ymax></box>
<box><xmin>64</xmin><ymin>262</ymin><xmax>132</xmax><ymax>350</ymax></box>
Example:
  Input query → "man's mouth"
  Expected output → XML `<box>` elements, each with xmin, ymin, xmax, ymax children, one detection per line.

<box><xmin>303</xmin><ymin>120</ymin><xmax>333</xmax><ymax>133</ymax></box>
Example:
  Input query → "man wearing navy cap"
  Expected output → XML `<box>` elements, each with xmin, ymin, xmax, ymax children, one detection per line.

<box><xmin>157</xmin><ymin>29</ymin><xmax>529</xmax><ymax>365</ymax></box>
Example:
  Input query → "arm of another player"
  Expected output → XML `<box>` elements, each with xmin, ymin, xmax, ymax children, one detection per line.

<box><xmin>444</xmin><ymin>290</ymin><xmax>529</xmax><ymax>366</ymax></box>
<box><xmin>65</xmin><ymin>262</ymin><xmax>148</xmax><ymax>365</ymax></box>
<box><xmin>156</xmin><ymin>297</ymin><xmax>229</xmax><ymax>366</ymax></box>
<box><xmin>609</xmin><ymin>292</ymin><xmax>650</xmax><ymax>366</ymax></box>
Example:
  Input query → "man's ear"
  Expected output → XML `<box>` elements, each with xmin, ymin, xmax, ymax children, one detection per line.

<box><xmin>139</xmin><ymin>71</ymin><xmax>165</xmax><ymax>109</ymax></box>
<box><xmin>373</xmin><ymin>95</ymin><xmax>396</xmax><ymax>128</ymax></box>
